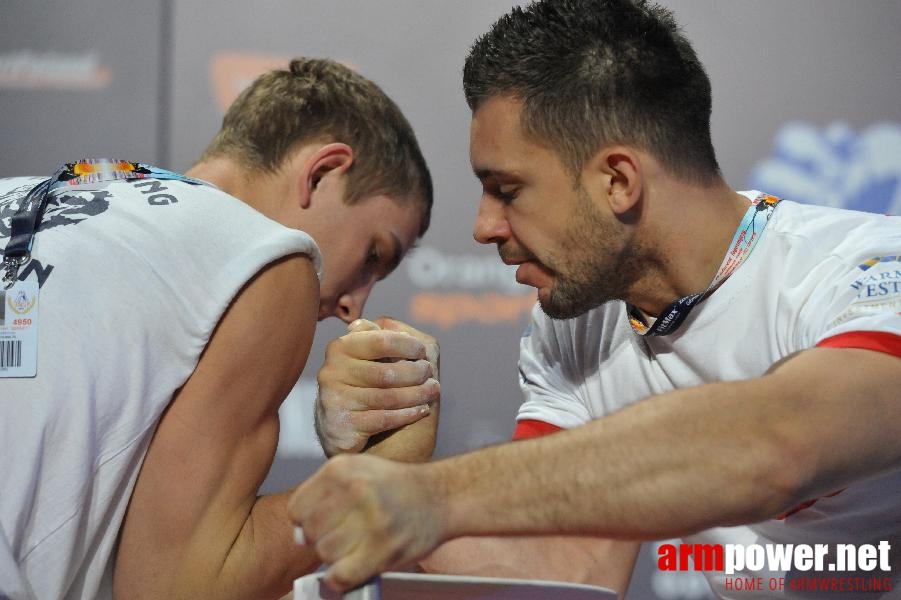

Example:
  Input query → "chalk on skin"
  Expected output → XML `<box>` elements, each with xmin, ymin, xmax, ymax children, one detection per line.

<box><xmin>348</xmin><ymin>318</ymin><xmax>381</xmax><ymax>333</ymax></box>
<box><xmin>294</xmin><ymin>319</ymin><xmax>379</xmax><ymax>551</ymax></box>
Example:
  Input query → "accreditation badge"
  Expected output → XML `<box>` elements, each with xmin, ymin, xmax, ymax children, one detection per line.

<box><xmin>0</xmin><ymin>280</ymin><xmax>39</xmax><ymax>377</ymax></box>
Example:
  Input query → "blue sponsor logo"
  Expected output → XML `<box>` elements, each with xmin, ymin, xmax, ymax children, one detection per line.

<box><xmin>748</xmin><ymin>122</ymin><xmax>901</xmax><ymax>215</ymax></box>
<box><xmin>850</xmin><ymin>260</ymin><xmax>901</xmax><ymax>299</ymax></box>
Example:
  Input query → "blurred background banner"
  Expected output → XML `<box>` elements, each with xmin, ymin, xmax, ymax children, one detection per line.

<box><xmin>3</xmin><ymin>2</ymin><xmax>900</xmax><ymax>598</ymax></box>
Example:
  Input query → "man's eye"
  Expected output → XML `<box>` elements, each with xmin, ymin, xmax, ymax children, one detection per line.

<box><xmin>496</xmin><ymin>187</ymin><xmax>518</xmax><ymax>203</ymax></box>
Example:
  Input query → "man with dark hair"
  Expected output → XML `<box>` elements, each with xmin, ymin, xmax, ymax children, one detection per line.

<box><xmin>0</xmin><ymin>57</ymin><xmax>438</xmax><ymax>600</ymax></box>
<box><xmin>291</xmin><ymin>2</ymin><xmax>901</xmax><ymax>597</ymax></box>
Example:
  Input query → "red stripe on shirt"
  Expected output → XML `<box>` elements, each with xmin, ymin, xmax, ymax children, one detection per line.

<box><xmin>513</xmin><ymin>419</ymin><xmax>563</xmax><ymax>440</ymax></box>
<box><xmin>817</xmin><ymin>331</ymin><xmax>901</xmax><ymax>357</ymax></box>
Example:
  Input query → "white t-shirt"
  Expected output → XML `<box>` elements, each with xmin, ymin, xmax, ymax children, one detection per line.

<box><xmin>0</xmin><ymin>175</ymin><xmax>321</xmax><ymax>600</ymax></box>
<box><xmin>515</xmin><ymin>194</ymin><xmax>901</xmax><ymax>599</ymax></box>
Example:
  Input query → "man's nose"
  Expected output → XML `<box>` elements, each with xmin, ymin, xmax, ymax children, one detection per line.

<box><xmin>472</xmin><ymin>196</ymin><xmax>511</xmax><ymax>246</ymax></box>
<box><xmin>333</xmin><ymin>277</ymin><xmax>377</xmax><ymax>324</ymax></box>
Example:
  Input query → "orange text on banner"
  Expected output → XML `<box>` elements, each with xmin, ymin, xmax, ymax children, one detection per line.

<box><xmin>409</xmin><ymin>292</ymin><xmax>536</xmax><ymax>329</ymax></box>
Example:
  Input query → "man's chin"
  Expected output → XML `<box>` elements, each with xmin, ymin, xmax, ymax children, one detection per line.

<box><xmin>537</xmin><ymin>294</ymin><xmax>575</xmax><ymax>320</ymax></box>
<box><xmin>537</xmin><ymin>289</ymin><xmax>606</xmax><ymax>320</ymax></box>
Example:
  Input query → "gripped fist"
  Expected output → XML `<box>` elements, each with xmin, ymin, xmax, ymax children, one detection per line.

<box><xmin>289</xmin><ymin>454</ymin><xmax>446</xmax><ymax>592</ymax></box>
<box><xmin>315</xmin><ymin>317</ymin><xmax>440</xmax><ymax>457</ymax></box>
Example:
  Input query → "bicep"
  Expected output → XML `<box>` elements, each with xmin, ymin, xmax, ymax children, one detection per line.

<box><xmin>763</xmin><ymin>346</ymin><xmax>901</xmax><ymax>491</ymax></box>
<box><xmin>114</xmin><ymin>253</ymin><xmax>319</xmax><ymax>597</ymax></box>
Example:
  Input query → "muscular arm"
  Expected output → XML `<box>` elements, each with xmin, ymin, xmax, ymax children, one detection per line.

<box><xmin>434</xmin><ymin>347</ymin><xmax>901</xmax><ymax>540</ymax></box>
<box><xmin>420</xmin><ymin>430</ymin><xmax>638</xmax><ymax>597</ymax></box>
<box><xmin>114</xmin><ymin>254</ymin><xmax>322</xmax><ymax>600</ymax></box>
<box><xmin>421</xmin><ymin>537</ymin><xmax>638</xmax><ymax>598</ymax></box>
<box><xmin>291</xmin><ymin>346</ymin><xmax>901</xmax><ymax>590</ymax></box>
<box><xmin>314</xmin><ymin>317</ymin><xmax>642</xmax><ymax>593</ymax></box>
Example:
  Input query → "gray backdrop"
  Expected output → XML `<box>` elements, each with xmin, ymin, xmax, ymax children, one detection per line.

<box><xmin>3</xmin><ymin>2</ymin><xmax>901</xmax><ymax>598</ymax></box>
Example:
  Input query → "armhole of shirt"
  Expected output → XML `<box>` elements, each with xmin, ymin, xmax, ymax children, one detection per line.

<box><xmin>512</xmin><ymin>419</ymin><xmax>564</xmax><ymax>440</ymax></box>
<box><xmin>816</xmin><ymin>330</ymin><xmax>901</xmax><ymax>358</ymax></box>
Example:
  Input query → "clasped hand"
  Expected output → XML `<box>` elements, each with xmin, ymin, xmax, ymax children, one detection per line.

<box><xmin>315</xmin><ymin>316</ymin><xmax>440</xmax><ymax>459</ymax></box>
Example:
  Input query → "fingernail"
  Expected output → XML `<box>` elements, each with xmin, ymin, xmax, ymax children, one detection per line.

<box><xmin>348</xmin><ymin>318</ymin><xmax>380</xmax><ymax>332</ymax></box>
<box><xmin>294</xmin><ymin>526</ymin><xmax>307</xmax><ymax>545</ymax></box>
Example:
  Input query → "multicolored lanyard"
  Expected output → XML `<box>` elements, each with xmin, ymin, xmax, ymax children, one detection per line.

<box><xmin>2</xmin><ymin>159</ymin><xmax>208</xmax><ymax>289</ymax></box>
<box><xmin>627</xmin><ymin>193</ymin><xmax>781</xmax><ymax>336</ymax></box>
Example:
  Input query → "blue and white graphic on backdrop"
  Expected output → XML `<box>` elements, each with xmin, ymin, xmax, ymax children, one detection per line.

<box><xmin>748</xmin><ymin>122</ymin><xmax>901</xmax><ymax>215</ymax></box>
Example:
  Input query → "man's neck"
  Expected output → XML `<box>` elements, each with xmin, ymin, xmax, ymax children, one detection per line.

<box><xmin>185</xmin><ymin>158</ymin><xmax>286</xmax><ymax>223</ymax></box>
<box><xmin>626</xmin><ymin>180</ymin><xmax>751</xmax><ymax>317</ymax></box>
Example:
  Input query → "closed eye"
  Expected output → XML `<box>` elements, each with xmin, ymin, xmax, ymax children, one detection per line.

<box><xmin>474</xmin><ymin>168</ymin><xmax>523</xmax><ymax>205</ymax></box>
<box><xmin>496</xmin><ymin>186</ymin><xmax>519</xmax><ymax>203</ymax></box>
<box><xmin>367</xmin><ymin>234</ymin><xmax>404</xmax><ymax>282</ymax></box>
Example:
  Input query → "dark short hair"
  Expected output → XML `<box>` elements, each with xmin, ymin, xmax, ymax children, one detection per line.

<box><xmin>202</xmin><ymin>57</ymin><xmax>432</xmax><ymax>234</ymax></box>
<box><xmin>463</xmin><ymin>0</ymin><xmax>720</xmax><ymax>184</ymax></box>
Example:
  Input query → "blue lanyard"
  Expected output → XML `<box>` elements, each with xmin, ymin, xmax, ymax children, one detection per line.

<box><xmin>2</xmin><ymin>159</ymin><xmax>208</xmax><ymax>289</ymax></box>
<box><xmin>627</xmin><ymin>193</ymin><xmax>781</xmax><ymax>336</ymax></box>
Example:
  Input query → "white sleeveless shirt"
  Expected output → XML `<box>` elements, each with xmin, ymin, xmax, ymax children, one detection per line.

<box><xmin>0</xmin><ymin>175</ymin><xmax>321</xmax><ymax>599</ymax></box>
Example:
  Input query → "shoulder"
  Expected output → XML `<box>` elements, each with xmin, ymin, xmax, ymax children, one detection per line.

<box><xmin>169</xmin><ymin>252</ymin><xmax>320</xmax><ymax>434</ymax></box>
<box><xmin>751</xmin><ymin>201</ymin><xmax>901</xmax><ymax>288</ymax></box>
<box><xmin>768</xmin><ymin>201</ymin><xmax>901</xmax><ymax>255</ymax></box>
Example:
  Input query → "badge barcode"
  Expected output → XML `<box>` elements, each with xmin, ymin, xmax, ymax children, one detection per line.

<box><xmin>0</xmin><ymin>340</ymin><xmax>22</xmax><ymax>368</ymax></box>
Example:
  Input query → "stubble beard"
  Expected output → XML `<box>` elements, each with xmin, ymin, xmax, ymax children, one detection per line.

<box><xmin>539</xmin><ymin>188</ymin><xmax>652</xmax><ymax>320</ymax></box>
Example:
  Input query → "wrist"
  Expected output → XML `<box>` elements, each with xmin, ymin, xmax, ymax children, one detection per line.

<box><xmin>422</xmin><ymin>457</ymin><xmax>465</xmax><ymax>542</ymax></box>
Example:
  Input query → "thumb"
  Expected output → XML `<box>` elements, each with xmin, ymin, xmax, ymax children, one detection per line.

<box><xmin>347</xmin><ymin>318</ymin><xmax>382</xmax><ymax>333</ymax></box>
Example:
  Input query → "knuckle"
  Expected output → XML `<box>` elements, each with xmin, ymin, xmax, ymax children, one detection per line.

<box><xmin>326</xmin><ymin>454</ymin><xmax>355</xmax><ymax>478</ymax></box>
<box><xmin>376</xmin><ymin>366</ymin><xmax>398</xmax><ymax>387</ymax></box>
<box><xmin>354</xmin><ymin>361</ymin><xmax>379</xmax><ymax>383</ymax></box>
<box><xmin>420</xmin><ymin>381</ymin><xmax>440</xmax><ymax>403</ymax></box>
<box><xmin>315</xmin><ymin>539</ymin><xmax>336</xmax><ymax>564</ymax></box>
<box><xmin>323</xmin><ymin>337</ymin><xmax>347</xmax><ymax>359</ymax></box>
<box><xmin>328</xmin><ymin>567</ymin><xmax>356</xmax><ymax>591</ymax></box>
<box><xmin>333</xmin><ymin>436</ymin><xmax>362</xmax><ymax>453</ymax></box>
<box><xmin>385</xmin><ymin>387</ymin><xmax>407</xmax><ymax>409</ymax></box>
<box><xmin>372</xmin><ymin>334</ymin><xmax>395</xmax><ymax>356</ymax></box>
<box><xmin>365</xmin><ymin>387</ymin><xmax>399</xmax><ymax>411</ymax></box>
<box><xmin>416</xmin><ymin>359</ymin><xmax>433</xmax><ymax>378</ymax></box>
<box><xmin>372</xmin><ymin>411</ymin><xmax>392</xmax><ymax>432</ymax></box>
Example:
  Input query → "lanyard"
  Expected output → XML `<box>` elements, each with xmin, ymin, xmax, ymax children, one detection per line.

<box><xmin>2</xmin><ymin>159</ymin><xmax>208</xmax><ymax>289</ymax></box>
<box><xmin>627</xmin><ymin>193</ymin><xmax>781</xmax><ymax>336</ymax></box>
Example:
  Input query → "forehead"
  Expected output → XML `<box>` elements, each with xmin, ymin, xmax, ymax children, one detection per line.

<box><xmin>357</xmin><ymin>193</ymin><xmax>423</xmax><ymax>248</ymax></box>
<box><xmin>470</xmin><ymin>96</ymin><xmax>527</xmax><ymax>160</ymax></box>
<box><xmin>469</xmin><ymin>96</ymin><xmax>561</xmax><ymax>179</ymax></box>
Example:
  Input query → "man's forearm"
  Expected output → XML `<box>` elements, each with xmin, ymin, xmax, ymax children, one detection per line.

<box><xmin>434</xmin><ymin>348</ymin><xmax>901</xmax><ymax>541</ymax></box>
<box><xmin>421</xmin><ymin>536</ymin><xmax>639</xmax><ymax>596</ymax></box>
<box><xmin>362</xmin><ymin>405</ymin><xmax>439</xmax><ymax>462</ymax></box>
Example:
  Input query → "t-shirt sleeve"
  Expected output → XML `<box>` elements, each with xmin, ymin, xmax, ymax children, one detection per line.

<box><xmin>512</xmin><ymin>419</ymin><xmax>564</xmax><ymax>440</ymax></box>
<box><xmin>808</xmin><ymin>254</ymin><xmax>901</xmax><ymax>358</ymax></box>
<box><xmin>515</xmin><ymin>304</ymin><xmax>594</xmax><ymax>432</ymax></box>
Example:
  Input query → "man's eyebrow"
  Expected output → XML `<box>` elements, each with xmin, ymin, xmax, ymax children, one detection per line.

<box><xmin>473</xmin><ymin>167</ymin><xmax>520</xmax><ymax>182</ymax></box>
<box><xmin>473</xmin><ymin>168</ymin><xmax>494</xmax><ymax>181</ymax></box>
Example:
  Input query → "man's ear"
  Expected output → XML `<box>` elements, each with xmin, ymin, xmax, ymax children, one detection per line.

<box><xmin>586</xmin><ymin>145</ymin><xmax>642</xmax><ymax>216</ymax></box>
<box><xmin>298</xmin><ymin>142</ymin><xmax>354</xmax><ymax>208</ymax></box>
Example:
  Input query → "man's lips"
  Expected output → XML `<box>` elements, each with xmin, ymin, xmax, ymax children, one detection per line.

<box><xmin>515</xmin><ymin>262</ymin><xmax>533</xmax><ymax>284</ymax></box>
<box><xmin>499</xmin><ymin>249</ymin><xmax>535</xmax><ymax>266</ymax></box>
<box><xmin>499</xmin><ymin>250</ymin><xmax>553</xmax><ymax>287</ymax></box>
<box><xmin>502</xmin><ymin>257</ymin><xmax>528</xmax><ymax>266</ymax></box>
<box><xmin>514</xmin><ymin>260</ymin><xmax>555</xmax><ymax>287</ymax></box>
